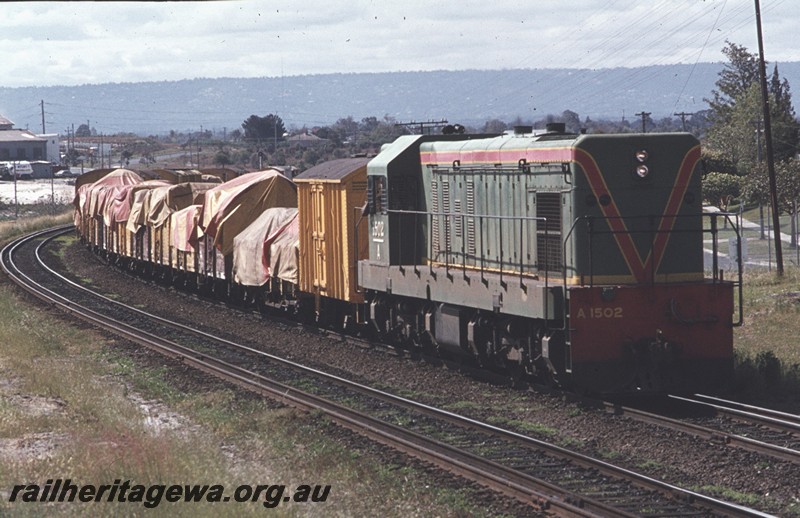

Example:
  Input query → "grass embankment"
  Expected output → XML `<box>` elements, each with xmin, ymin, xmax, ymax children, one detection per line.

<box><xmin>734</xmin><ymin>267</ymin><xmax>800</xmax><ymax>397</ymax></box>
<box><xmin>0</xmin><ymin>215</ymin><xmax>500</xmax><ymax>517</ymax></box>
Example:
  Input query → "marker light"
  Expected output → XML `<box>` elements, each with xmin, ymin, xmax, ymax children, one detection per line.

<box><xmin>636</xmin><ymin>165</ymin><xmax>650</xmax><ymax>178</ymax></box>
<box><xmin>635</xmin><ymin>150</ymin><xmax>649</xmax><ymax>162</ymax></box>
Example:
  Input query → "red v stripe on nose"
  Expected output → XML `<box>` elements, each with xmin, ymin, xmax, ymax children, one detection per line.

<box><xmin>574</xmin><ymin>145</ymin><xmax>701</xmax><ymax>282</ymax></box>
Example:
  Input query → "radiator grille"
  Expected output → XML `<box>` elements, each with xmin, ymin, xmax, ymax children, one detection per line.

<box><xmin>466</xmin><ymin>181</ymin><xmax>476</xmax><ymax>257</ymax></box>
<box><xmin>536</xmin><ymin>192</ymin><xmax>562</xmax><ymax>271</ymax></box>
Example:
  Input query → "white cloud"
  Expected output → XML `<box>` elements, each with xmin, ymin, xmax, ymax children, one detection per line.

<box><xmin>0</xmin><ymin>0</ymin><xmax>793</xmax><ymax>87</ymax></box>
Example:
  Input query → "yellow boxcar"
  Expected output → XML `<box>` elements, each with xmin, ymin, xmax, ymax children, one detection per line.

<box><xmin>295</xmin><ymin>157</ymin><xmax>370</xmax><ymax>304</ymax></box>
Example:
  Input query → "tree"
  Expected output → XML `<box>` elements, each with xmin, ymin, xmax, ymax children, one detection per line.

<box><xmin>706</xmin><ymin>83</ymin><xmax>763</xmax><ymax>175</ymax></box>
<box><xmin>120</xmin><ymin>150</ymin><xmax>133</xmax><ymax>166</ymax></box>
<box><xmin>332</xmin><ymin>117</ymin><xmax>359</xmax><ymax>144</ymax></box>
<box><xmin>702</xmin><ymin>172</ymin><xmax>741</xmax><ymax>214</ymax></box>
<box><xmin>706</xmin><ymin>41</ymin><xmax>760</xmax><ymax>125</ymax></box>
<box><xmin>213</xmin><ymin>149</ymin><xmax>233</xmax><ymax>166</ymax></box>
<box><xmin>482</xmin><ymin>119</ymin><xmax>507</xmax><ymax>134</ymax></box>
<box><xmin>769</xmin><ymin>64</ymin><xmax>800</xmax><ymax>161</ymax></box>
<box><xmin>75</xmin><ymin>123</ymin><xmax>92</xmax><ymax>138</ymax></box>
<box><xmin>241</xmin><ymin>114</ymin><xmax>286</xmax><ymax>144</ymax></box>
<box><xmin>775</xmin><ymin>159</ymin><xmax>800</xmax><ymax>247</ymax></box>
<box><xmin>706</xmin><ymin>42</ymin><xmax>799</xmax><ymax>175</ymax></box>
<box><xmin>561</xmin><ymin>110</ymin><xmax>581</xmax><ymax>133</ymax></box>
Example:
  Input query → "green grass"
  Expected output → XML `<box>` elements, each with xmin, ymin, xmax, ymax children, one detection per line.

<box><xmin>695</xmin><ymin>485</ymin><xmax>763</xmax><ymax>507</ymax></box>
<box><xmin>733</xmin><ymin>267</ymin><xmax>800</xmax><ymax>395</ymax></box>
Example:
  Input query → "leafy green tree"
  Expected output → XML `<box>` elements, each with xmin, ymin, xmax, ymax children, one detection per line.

<box><xmin>75</xmin><ymin>123</ymin><xmax>92</xmax><ymax>137</ymax></box>
<box><xmin>702</xmin><ymin>172</ymin><xmax>741</xmax><ymax>213</ymax></box>
<box><xmin>241</xmin><ymin>114</ymin><xmax>286</xmax><ymax>144</ymax></box>
<box><xmin>213</xmin><ymin>148</ymin><xmax>232</xmax><ymax>166</ymax></box>
<box><xmin>706</xmin><ymin>41</ymin><xmax>760</xmax><ymax>125</ymax></box>
<box><xmin>769</xmin><ymin>64</ymin><xmax>800</xmax><ymax>161</ymax></box>
<box><xmin>706</xmin><ymin>83</ymin><xmax>763</xmax><ymax>175</ymax></box>
<box><xmin>706</xmin><ymin>42</ymin><xmax>799</xmax><ymax>173</ymax></box>
<box><xmin>482</xmin><ymin>119</ymin><xmax>508</xmax><ymax>133</ymax></box>
<box><xmin>775</xmin><ymin>159</ymin><xmax>800</xmax><ymax>247</ymax></box>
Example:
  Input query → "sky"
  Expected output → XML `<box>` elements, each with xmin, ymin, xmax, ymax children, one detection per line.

<box><xmin>0</xmin><ymin>0</ymin><xmax>795</xmax><ymax>89</ymax></box>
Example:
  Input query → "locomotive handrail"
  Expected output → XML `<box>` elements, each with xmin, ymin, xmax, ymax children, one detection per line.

<box><xmin>562</xmin><ymin>211</ymin><xmax>744</xmax><ymax>327</ymax></box>
<box><xmin>385</xmin><ymin>208</ymin><xmax>554</xmax><ymax>323</ymax></box>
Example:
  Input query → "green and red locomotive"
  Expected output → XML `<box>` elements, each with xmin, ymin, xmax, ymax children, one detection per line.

<box><xmin>359</xmin><ymin>124</ymin><xmax>741</xmax><ymax>393</ymax></box>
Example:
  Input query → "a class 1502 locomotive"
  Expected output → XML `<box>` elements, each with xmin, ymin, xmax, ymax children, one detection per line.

<box><xmin>75</xmin><ymin>123</ymin><xmax>742</xmax><ymax>395</ymax></box>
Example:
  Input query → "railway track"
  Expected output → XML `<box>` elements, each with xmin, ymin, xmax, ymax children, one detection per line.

<box><xmin>672</xmin><ymin>394</ymin><xmax>800</xmax><ymax>459</ymax></box>
<box><xmin>1</xmin><ymin>227</ymin><xmax>777</xmax><ymax>517</ymax></box>
<box><xmin>600</xmin><ymin>393</ymin><xmax>800</xmax><ymax>466</ymax></box>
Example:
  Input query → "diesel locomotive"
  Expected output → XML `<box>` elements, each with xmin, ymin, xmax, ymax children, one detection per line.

<box><xmin>75</xmin><ymin>124</ymin><xmax>741</xmax><ymax>395</ymax></box>
<box><xmin>359</xmin><ymin>124</ymin><xmax>741</xmax><ymax>393</ymax></box>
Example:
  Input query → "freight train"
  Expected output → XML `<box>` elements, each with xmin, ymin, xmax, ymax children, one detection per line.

<box><xmin>74</xmin><ymin>124</ymin><xmax>742</xmax><ymax>394</ymax></box>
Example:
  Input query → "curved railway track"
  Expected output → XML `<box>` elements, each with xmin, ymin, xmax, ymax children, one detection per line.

<box><xmin>1</xmin><ymin>226</ymin><xmax>778</xmax><ymax>517</ymax></box>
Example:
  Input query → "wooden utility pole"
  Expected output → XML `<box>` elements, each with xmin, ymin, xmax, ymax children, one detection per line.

<box><xmin>755</xmin><ymin>0</ymin><xmax>783</xmax><ymax>275</ymax></box>
<box><xmin>673</xmin><ymin>111</ymin><xmax>691</xmax><ymax>131</ymax></box>
<box><xmin>635</xmin><ymin>111</ymin><xmax>651</xmax><ymax>133</ymax></box>
<box><xmin>40</xmin><ymin>100</ymin><xmax>46</xmax><ymax>133</ymax></box>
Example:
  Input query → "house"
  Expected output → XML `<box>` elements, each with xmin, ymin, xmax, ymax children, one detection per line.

<box><xmin>0</xmin><ymin>115</ymin><xmax>48</xmax><ymax>163</ymax></box>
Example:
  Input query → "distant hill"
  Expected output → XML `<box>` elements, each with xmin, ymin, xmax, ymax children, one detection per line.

<box><xmin>2</xmin><ymin>63</ymin><xmax>799</xmax><ymax>136</ymax></box>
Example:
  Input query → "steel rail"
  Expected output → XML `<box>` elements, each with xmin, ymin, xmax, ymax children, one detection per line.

<box><xmin>602</xmin><ymin>399</ymin><xmax>800</xmax><ymax>465</ymax></box>
<box><xmin>672</xmin><ymin>394</ymin><xmax>800</xmax><ymax>436</ymax></box>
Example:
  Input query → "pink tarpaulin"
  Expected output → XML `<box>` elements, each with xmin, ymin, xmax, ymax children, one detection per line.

<box><xmin>232</xmin><ymin>207</ymin><xmax>299</xmax><ymax>286</ymax></box>
<box><xmin>171</xmin><ymin>204</ymin><xmax>202</xmax><ymax>253</ymax></box>
<box><xmin>198</xmin><ymin>169</ymin><xmax>297</xmax><ymax>256</ymax></box>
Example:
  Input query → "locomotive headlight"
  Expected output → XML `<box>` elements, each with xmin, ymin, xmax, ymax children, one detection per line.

<box><xmin>635</xmin><ymin>149</ymin><xmax>649</xmax><ymax>162</ymax></box>
<box><xmin>636</xmin><ymin>165</ymin><xmax>650</xmax><ymax>178</ymax></box>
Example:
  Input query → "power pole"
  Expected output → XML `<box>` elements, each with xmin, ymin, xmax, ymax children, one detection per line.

<box><xmin>40</xmin><ymin>100</ymin><xmax>46</xmax><ymax>133</ymax></box>
<box><xmin>755</xmin><ymin>0</ymin><xmax>783</xmax><ymax>276</ymax></box>
<box><xmin>635</xmin><ymin>111</ymin><xmax>651</xmax><ymax>133</ymax></box>
<box><xmin>673</xmin><ymin>111</ymin><xmax>691</xmax><ymax>131</ymax></box>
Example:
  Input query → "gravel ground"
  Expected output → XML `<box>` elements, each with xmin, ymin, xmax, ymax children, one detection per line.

<box><xmin>60</xmin><ymin>237</ymin><xmax>800</xmax><ymax>515</ymax></box>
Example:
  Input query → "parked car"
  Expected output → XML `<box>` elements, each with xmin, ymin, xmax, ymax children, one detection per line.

<box><xmin>54</xmin><ymin>169</ymin><xmax>78</xmax><ymax>178</ymax></box>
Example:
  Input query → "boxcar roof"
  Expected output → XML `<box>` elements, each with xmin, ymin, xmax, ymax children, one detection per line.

<box><xmin>294</xmin><ymin>157</ymin><xmax>370</xmax><ymax>181</ymax></box>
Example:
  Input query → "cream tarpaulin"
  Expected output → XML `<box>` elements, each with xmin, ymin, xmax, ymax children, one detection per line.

<box><xmin>147</xmin><ymin>182</ymin><xmax>216</xmax><ymax>229</ymax></box>
<box><xmin>232</xmin><ymin>207</ymin><xmax>299</xmax><ymax>286</ymax></box>
<box><xmin>199</xmin><ymin>169</ymin><xmax>297</xmax><ymax>256</ymax></box>
<box><xmin>268</xmin><ymin>213</ymin><xmax>299</xmax><ymax>284</ymax></box>
<box><xmin>125</xmin><ymin>181</ymin><xmax>173</xmax><ymax>233</ymax></box>
<box><xmin>171</xmin><ymin>204</ymin><xmax>202</xmax><ymax>253</ymax></box>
